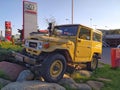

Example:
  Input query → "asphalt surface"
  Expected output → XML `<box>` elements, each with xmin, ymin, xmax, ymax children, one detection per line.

<box><xmin>101</xmin><ymin>47</ymin><xmax>112</xmax><ymax>65</ymax></box>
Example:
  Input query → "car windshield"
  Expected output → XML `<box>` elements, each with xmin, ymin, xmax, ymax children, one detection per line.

<box><xmin>53</xmin><ymin>25</ymin><xmax>78</xmax><ymax>36</ymax></box>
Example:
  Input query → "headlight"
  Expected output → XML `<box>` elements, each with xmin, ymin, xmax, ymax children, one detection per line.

<box><xmin>25</xmin><ymin>40</ymin><xmax>29</xmax><ymax>47</ymax></box>
<box><xmin>37</xmin><ymin>42</ymin><xmax>43</xmax><ymax>49</ymax></box>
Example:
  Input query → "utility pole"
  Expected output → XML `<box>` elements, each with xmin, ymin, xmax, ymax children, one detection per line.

<box><xmin>71</xmin><ymin>0</ymin><xmax>74</xmax><ymax>24</ymax></box>
<box><xmin>90</xmin><ymin>18</ymin><xmax>92</xmax><ymax>27</ymax></box>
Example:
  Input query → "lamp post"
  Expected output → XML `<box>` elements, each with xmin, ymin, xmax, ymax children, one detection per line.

<box><xmin>90</xmin><ymin>18</ymin><xmax>92</xmax><ymax>27</ymax></box>
<box><xmin>105</xmin><ymin>26</ymin><xmax>109</xmax><ymax>30</ymax></box>
<box><xmin>93</xmin><ymin>25</ymin><xmax>97</xmax><ymax>29</ymax></box>
<box><xmin>66</xmin><ymin>18</ymin><xmax>69</xmax><ymax>24</ymax></box>
<box><xmin>71</xmin><ymin>0</ymin><xmax>74</xmax><ymax>24</ymax></box>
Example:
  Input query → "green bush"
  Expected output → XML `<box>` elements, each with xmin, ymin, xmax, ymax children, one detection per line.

<box><xmin>0</xmin><ymin>41</ymin><xmax>23</xmax><ymax>52</ymax></box>
<box><xmin>0</xmin><ymin>41</ymin><xmax>23</xmax><ymax>61</ymax></box>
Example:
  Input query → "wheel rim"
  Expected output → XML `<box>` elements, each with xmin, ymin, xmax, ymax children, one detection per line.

<box><xmin>91</xmin><ymin>58</ymin><xmax>97</xmax><ymax>69</ymax></box>
<box><xmin>50</xmin><ymin>60</ymin><xmax>63</xmax><ymax>78</ymax></box>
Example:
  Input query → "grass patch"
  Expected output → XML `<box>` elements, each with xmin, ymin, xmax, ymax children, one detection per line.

<box><xmin>0</xmin><ymin>70</ymin><xmax>10</xmax><ymax>89</ymax></box>
<box><xmin>0</xmin><ymin>84</ymin><xmax>3</xmax><ymax>90</ymax></box>
<box><xmin>0</xmin><ymin>70</ymin><xmax>9</xmax><ymax>80</ymax></box>
<box><xmin>92</xmin><ymin>65</ymin><xmax>120</xmax><ymax>90</ymax></box>
<box><xmin>72</xmin><ymin>64</ymin><xmax>120</xmax><ymax>90</ymax></box>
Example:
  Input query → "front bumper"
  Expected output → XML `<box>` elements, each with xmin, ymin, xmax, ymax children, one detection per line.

<box><xmin>12</xmin><ymin>51</ymin><xmax>37</xmax><ymax>65</ymax></box>
<box><xmin>12</xmin><ymin>51</ymin><xmax>44</xmax><ymax>76</ymax></box>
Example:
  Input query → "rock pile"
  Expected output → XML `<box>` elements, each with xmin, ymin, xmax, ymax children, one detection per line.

<box><xmin>0</xmin><ymin>61</ymin><xmax>111</xmax><ymax>90</ymax></box>
<box><xmin>2</xmin><ymin>81</ymin><xmax>65</xmax><ymax>90</ymax></box>
<box><xmin>1</xmin><ymin>69</ymin><xmax>108</xmax><ymax>90</ymax></box>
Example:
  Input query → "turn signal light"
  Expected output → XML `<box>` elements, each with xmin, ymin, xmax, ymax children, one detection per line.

<box><xmin>43</xmin><ymin>42</ymin><xmax>49</xmax><ymax>48</ymax></box>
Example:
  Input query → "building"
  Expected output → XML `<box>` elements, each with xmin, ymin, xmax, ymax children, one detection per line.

<box><xmin>99</xmin><ymin>29</ymin><xmax>120</xmax><ymax>47</ymax></box>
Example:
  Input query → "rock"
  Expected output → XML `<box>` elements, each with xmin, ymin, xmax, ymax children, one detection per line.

<box><xmin>87</xmin><ymin>80</ymin><xmax>104</xmax><ymax>90</ymax></box>
<box><xmin>60</xmin><ymin>74</ymin><xmax>76</xmax><ymax>84</ymax></box>
<box><xmin>16</xmin><ymin>70</ymin><xmax>34</xmax><ymax>81</ymax></box>
<box><xmin>0</xmin><ymin>61</ymin><xmax>26</xmax><ymax>81</ymax></box>
<box><xmin>59</xmin><ymin>74</ymin><xmax>92</xmax><ymax>90</ymax></box>
<box><xmin>2</xmin><ymin>81</ymin><xmax>65</xmax><ymax>90</ymax></box>
<box><xmin>0</xmin><ymin>78</ymin><xmax>11</xmax><ymax>87</ymax></box>
<box><xmin>63</xmin><ymin>74</ymin><xmax>71</xmax><ymax>78</ymax></box>
<box><xmin>79</xmin><ymin>70</ymin><xmax>92</xmax><ymax>78</ymax></box>
<box><xmin>71</xmin><ymin>70</ymin><xmax>92</xmax><ymax>79</ymax></box>
<box><xmin>97</xmin><ymin>78</ymin><xmax>112</xmax><ymax>82</ymax></box>
<box><xmin>58</xmin><ymin>76</ymin><xmax>77</xmax><ymax>89</ymax></box>
<box><xmin>76</xmin><ymin>83</ymin><xmax>92</xmax><ymax>90</ymax></box>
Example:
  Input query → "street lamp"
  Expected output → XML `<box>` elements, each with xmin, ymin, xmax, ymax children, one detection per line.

<box><xmin>71</xmin><ymin>0</ymin><xmax>74</xmax><ymax>24</ymax></box>
<box><xmin>93</xmin><ymin>25</ymin><xmax>97</xmax><ymax>29</ymax></box>
<box><xmin>105</xmin><ymin>26</ymin><xmax>109</xmax><ymax>30</ymax></box>
<box><xmin>65</xmin><ymin>18</ymin><xmax>69</xmax><ymax>24</ymax></box>
<box><xmin>90</xmin><ymin>18</ymin><xmax>92</xmax><ymax>27</ymax></box>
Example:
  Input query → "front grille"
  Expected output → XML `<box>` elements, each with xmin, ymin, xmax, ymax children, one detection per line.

<box><xmin>27</xmin><ymin>49</ymin><xmax>39</xmax><ymax>55</ymax></box>
<box><xmin>29</xmin><ymin>42</ymin><xmax>37</xmax><ymax>48</ymax></box>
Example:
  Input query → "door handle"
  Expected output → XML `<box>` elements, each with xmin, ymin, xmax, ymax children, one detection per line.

<box><xmin>87</xmin><ymin>46</ymin><xmax>91</xmax><ymax>48</ymax></box>
<box><xmin>78</xmin><ymin>40</ymin><xmax>81</xmax><ymax>42</ymax></box>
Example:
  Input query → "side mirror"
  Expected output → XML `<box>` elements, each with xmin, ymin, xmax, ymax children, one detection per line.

<box><xmin>48</xmin><ymin>23</ymin><xmax>52</xmax><ymax>36</ymax></box>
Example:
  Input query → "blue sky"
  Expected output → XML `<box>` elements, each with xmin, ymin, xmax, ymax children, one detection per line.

<box><xmin>0</xmin><ymin>0</ymin><xmax>120</xmax><ymax>35</ymax></box>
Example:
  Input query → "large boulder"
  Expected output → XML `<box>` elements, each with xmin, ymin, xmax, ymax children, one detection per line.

<box><xmin>87</xmin><ymin>80</ymin><xmax>104</xmax><ymax>90</ymax></box>
<box><xmin>0</xmin><ymin>61</ymin><xmax>26</xmax><ymax>81</ymax></box>
<box><xmin>58</xmin><ymin>74</ymin><xmax>92</xmax><ymax>90</ymax></box>
<box><xmin>76</xmin><ymin>83</ymin><xmax>92</xmax><ymax>90</ymax></box>
<box><xmin>1</xmin><ymin>81</ymin><xmax>65</xmax><ymax>90</ymax></box>
<box><xmin>96</xmin><ymin>78</ymin><xmax>112</xmax><ymax>82</ymax></box>
<box><xmin>58</xmin><ymin>76</ymin><xmax>77</xmax><ymax>89</ymax></box>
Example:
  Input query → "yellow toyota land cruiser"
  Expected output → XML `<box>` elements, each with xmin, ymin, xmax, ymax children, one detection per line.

<box><xmin>13</xmin><ymin>24</ymin><xmax>102</xmax><ymax>82</ymax></box>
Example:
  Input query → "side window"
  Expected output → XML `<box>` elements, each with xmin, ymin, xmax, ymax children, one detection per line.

<box><xmin>93</xmin><ymin>32</ymin><xmax>101</xmax><ymax>42</ymax></box>
<box><xmin>79</xmin><ymin>28</ymin><xmax>91</xmax><ymax>40</ymax></box>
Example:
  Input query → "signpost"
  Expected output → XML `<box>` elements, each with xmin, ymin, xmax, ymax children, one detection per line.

<box><xmin>23</xmin><ymin>1</ymin><xmax>37</xmax><ymax>39</ymax></box>
<box><xmin>5</xmin><ymin>21</ymin><xmax>12</xmax><ymax>41</ymax></box>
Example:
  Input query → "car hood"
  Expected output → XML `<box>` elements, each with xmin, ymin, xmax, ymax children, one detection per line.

<box><xmin>30</xmin><ymin>35</ymin><xmax>71</xmax><ymax>43</ymax></box>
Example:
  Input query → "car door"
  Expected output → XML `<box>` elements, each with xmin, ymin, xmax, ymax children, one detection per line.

<box><xmin>75</xmin><ymin>26</ymin><xmax>92</xmax><ymax>62</ymax></box>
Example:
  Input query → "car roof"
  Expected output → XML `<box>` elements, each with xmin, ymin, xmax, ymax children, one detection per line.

<box><xmin>55</xmin><ymin>24</ymin><xmax>102</xmax><ymax>35</ymax></box>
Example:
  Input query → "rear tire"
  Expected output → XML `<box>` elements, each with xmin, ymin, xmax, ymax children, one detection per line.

<box><xmin>41</xmin><ymin>54</ymin><xmax>66</xmax><ymax>82</ymax></box>
<box><xmin>87</xmin><ymin>55</ymin><xmax>98</xmax><ymax>71</ymax></box>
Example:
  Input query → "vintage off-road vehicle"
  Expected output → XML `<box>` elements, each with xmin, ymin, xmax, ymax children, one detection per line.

<box><xmin>13</xmin><ymin>24</ymin><xmax>102</xmax><ymax>82</ymax></box>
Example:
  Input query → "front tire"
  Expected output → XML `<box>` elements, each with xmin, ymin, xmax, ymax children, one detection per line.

<box><xmin>87</xmin><ymin>55</ymin><xmax>98</xmax><ymax>71</ymax></box>
<box><xmin>42</xmin><ymin>54</ymin><xmax>66</xmax><ymax>82</ymax></box>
